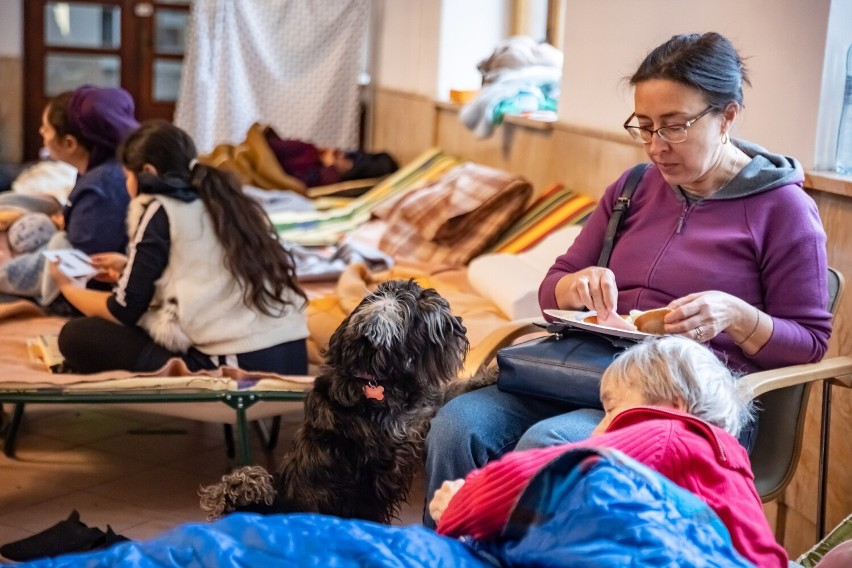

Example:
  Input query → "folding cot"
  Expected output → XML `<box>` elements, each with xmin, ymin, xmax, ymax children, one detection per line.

<box><xmin>0</xmin><ymin>304</ymin><xmax>311</xmax><ymax>466</ymax></box>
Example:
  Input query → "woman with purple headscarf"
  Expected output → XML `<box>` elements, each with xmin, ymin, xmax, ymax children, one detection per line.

<box><xmin>39</xmin><ymin>85</ymin><xmax>139</xmax><ymax>258</ymax></box>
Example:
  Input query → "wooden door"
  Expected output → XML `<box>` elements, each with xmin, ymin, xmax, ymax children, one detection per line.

<box><xmin>23</xmin><ymin>0</ymin><xmax>191</xmax><ymax>161</ymax></box>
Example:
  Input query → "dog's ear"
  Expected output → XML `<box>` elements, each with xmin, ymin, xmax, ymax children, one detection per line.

<box><xmin>304</xmin><ymin>386</ymin><xmax>344</xmax><ymax>426</ymax></box>
<box><xmin>198</xmin><ymin>466</ymin><xmax>276</xmax><ymax>520</ymax></box>
<box><xmin>322</xmin><ymin>308</ymin><xmax>356</xmax><ymax>368</ymax></box>
<box><xmin>414</xmin><ymin>290</ymin><xmax>469</xmax><ymax>382</ymax></box>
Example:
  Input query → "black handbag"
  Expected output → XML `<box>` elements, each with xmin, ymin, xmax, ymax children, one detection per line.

<box><xmin>496</xmin><ymin>163</ymin><xmax>650</xmax><ymax>408</ymax></box>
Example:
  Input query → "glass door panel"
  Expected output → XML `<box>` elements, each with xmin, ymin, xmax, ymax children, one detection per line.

<box><xmin>45</xmin><ymin>54</ymin><xmax>121</xmax><ymax>95</ymax></box>
<box><xmin>153</xmin><ymin>59</ymin><xmax>182</xmax><ymax>101</ymax></box>
<box><xmin>44</xmin><ymin>2</ymin><xmax>121</xmax><ymax>49</ymax></box>
<box><xmin>141</xmin><ymin>4</ymin><xmax>188</xmax><ymax>112</ymax></box>
<box><xmin>24</xmin><ymin>1</ymin><xmax>191</xmax><ymax>160</ymax></box>
<box><xmin>155</xmin><ymin>9</ymin><xmax>188</xmax><ymax>53</ymax></box>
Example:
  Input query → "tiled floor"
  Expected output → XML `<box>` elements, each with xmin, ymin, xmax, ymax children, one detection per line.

<box><xmin>0</xmin><ymin>402</ymin><xmax>426</xmax><ymax>552</ymax></box>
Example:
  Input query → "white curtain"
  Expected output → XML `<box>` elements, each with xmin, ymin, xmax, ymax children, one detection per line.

<box><xmin>175</xmin><ymin>0</ymin><xmax>368</xmax><ymax>153</ymax></box>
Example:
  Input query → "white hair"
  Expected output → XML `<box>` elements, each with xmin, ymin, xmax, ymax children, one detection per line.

<box><xmin>602</xmin><ymin>336</ymin><xmax>754</xmax><ymax>436</ymax></box>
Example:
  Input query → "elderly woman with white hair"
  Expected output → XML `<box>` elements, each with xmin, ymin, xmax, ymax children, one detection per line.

<box><xmin>430</xmin><ymin>336</ymin><xmax>788</xmax><ymax>568</ymax></box>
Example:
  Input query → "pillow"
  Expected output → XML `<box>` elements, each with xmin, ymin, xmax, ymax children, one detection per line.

<box><xmin>487</xmin><ymin>184</ymin><xmax>595</xmax><ymax>254</ymax></box>
<box><xmin>469</xmin><ymin>224</ymin><xmax>583</xmax><ymax>319</ymax></box>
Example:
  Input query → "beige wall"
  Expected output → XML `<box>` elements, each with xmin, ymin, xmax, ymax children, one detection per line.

<box><xmin>375</xmin><ymin>0</ymin><xmax>852</xmax><ymax>170</ymax></box>
<box><xmin>372</xmin><ymin>86</ymin><xmax>852</xmax><ymax>557</ymax></box>
<box><xmin>559</xmin><ymin>0</ymin><xmax>835</xmax><ymax>169</ymax></box>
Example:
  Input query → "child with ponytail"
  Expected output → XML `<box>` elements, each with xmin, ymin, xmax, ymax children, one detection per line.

<box><xmin>50</xmin><ymin>120</ymin><xmax>309</xmax><ymax>375</ymax></box>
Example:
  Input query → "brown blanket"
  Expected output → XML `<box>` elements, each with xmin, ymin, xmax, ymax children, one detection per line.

<box><xmin>199</xmin><ymin>122</ymin><xmax>308</xmax><ymax>193</ymax></box>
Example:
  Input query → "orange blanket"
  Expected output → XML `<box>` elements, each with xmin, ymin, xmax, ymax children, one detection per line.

<box><xmin>306</xmin><ymin>262</ymin><xmax>509</xmax><ymax>364</ymax></box>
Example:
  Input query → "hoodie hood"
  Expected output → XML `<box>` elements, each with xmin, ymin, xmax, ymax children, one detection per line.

<box><xmin>708</xmin><ymin>139</ymin><xmax>804</xmax><ymax>200</ymax></box>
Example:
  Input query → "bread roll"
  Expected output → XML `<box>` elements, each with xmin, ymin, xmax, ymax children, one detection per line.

<box><xmin>632</xmin><ymin>308</ymin><xmax>671</xmax><ymax>335</ymax></box>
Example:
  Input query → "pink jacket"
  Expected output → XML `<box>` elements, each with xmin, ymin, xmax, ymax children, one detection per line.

<box><xmin>437</xmin><ymin>407</ymin><xmax>786</xmax><ymax>568</ymax></box>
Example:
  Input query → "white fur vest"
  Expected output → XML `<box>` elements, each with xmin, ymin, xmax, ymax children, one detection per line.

<box><xmin>126</xmin><ymin>194</ymin><xmax>308</xmax><ymax>355</ymax></box>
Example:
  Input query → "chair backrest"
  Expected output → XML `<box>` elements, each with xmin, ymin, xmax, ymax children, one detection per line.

<box><xmin>750</xmin><ymin>267</ymin><xmax>844</xmax><ymax>501</ymax></box>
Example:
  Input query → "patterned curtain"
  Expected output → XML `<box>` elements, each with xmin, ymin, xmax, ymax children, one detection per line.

<box><xmin>175</xmin><ymin>0</ymin><xmax>368</xmax><ymax>153</ymax></box>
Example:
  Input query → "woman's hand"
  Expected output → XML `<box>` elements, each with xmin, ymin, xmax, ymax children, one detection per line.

<box><xmin>90</xmin><ymin>252</ymin><xmax>127</xmax><ymax>283</ymax></box>
<box><xmin>665</xmin><ymin>291</ymin><xmax>766</xmax><ymax>349</ymax></box>
<box><xmin>429</xmin><ymin>478</ymin><xmax>465</xmax><ymax>523</ymax></box>
<box><xmin>554</xmin><ymin>267</ymin><xmax>619</xmax><ymax>319</ymax></box>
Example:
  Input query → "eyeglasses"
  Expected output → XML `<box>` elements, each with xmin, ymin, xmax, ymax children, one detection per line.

<box><xmin>623</xmin><ymin>106</ymin><xmax>715</xmax><ymax>144</ymax></box>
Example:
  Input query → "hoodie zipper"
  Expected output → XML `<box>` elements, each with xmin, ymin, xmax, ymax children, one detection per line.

<box><xmin>675</xmin><ymin>189</ymin><xmax>701</xmax><ymax>234</ymax></box>
<box><xmin>676</xmin><ymin>203</ymin><xmax>688</xmax><ymax>233</ymax></box>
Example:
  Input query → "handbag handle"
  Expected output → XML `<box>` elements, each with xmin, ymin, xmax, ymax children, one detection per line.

<box><xmin>596</xmin><ymin>163</ymin><xmax>651</xmax><ymax>267</ymax></box>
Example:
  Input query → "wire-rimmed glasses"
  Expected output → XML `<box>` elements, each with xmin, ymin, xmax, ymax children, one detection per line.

<box><xmin>623</xmin><ymin>106</ymin><xmax>714</xmax><ymax>144</ymax></box>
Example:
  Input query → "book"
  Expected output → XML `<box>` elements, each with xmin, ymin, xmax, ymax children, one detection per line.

<box><xmin>543</xmin><ymin>309</ymin><xmax>656</xmax><ymax>341</ymax></box>
<box><xmin>43</xmin><ymin>249</ymin><xmax>98</xmax><ymax>279</ymax></box>
<box><xmin>27</xmin><ymin>334</ymin><xmax>65</xmax><ymax>372</ymax></box>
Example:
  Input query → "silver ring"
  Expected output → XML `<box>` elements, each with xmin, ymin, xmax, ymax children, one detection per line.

<box><xmin>696</xmin><ymin>325</ymin><xmax>705</xmax><ymax>340</ymax></box>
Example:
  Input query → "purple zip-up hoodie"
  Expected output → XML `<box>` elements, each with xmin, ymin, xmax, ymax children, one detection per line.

<box><xmin>539</xmin><ymin>140</ymin><xmax>831</xmax><ymax>373</ymax></box>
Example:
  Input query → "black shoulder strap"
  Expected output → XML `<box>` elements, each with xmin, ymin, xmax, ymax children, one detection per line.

<box><xmin>597</xmin><ymin>163</ymin><xmax>650</xmax><ymax>267</ymax></box>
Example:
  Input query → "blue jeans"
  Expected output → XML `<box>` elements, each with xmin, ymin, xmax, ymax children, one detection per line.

<box><xmin>422</xmin><ymin>384</ymin><xmax>603</xmax><ymax>528</ymax></box>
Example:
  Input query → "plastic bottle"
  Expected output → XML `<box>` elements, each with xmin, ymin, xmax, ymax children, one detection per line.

<box><xmin>835</xmin><ymin>44</ymin><xmax>852</xmax><ymax>175</ymax></box>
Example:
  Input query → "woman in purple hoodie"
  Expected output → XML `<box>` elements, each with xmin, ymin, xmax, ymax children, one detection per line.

<box><xmin>423</xmin><ymin>32</ymin><xmax>832</xmax><ymax>528</ymax></box>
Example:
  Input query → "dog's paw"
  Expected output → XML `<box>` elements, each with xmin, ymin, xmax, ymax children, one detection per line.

<box><xmin>442</xmin><ymin>364</ymin><xmax>498</xmax><ymax>404</ymax></box>
<box><xmin>198</xmin><ymin>466</ymin><xmax>277</xmax><ymax>520</ymax></box>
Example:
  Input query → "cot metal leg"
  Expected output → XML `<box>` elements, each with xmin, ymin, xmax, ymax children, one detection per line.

<box><xmin>3</xmin><ymin>403</ymin><xmax>25</xmax><ymax>457</ymax></box>
<box><xmin>223</xmin><ymin>394</ymin><xmax>255</xmax><ymax>466</ymax></box>
<box><xmin>222</xmin><ymin>424</ymin><xmax>236</xmax><ymax>460</ymax></box>
<box><xmin>234</xmin><ymin>406</ymin><xmax>251</xmax><ymax>466</ymax></box>
<box><xmin>255</xmin><ymin>416</ymin><xmax>283</xmax><ymax>451</ymax></box>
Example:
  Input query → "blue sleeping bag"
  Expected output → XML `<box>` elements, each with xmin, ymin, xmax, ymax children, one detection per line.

<box><xmin>19</xmin><ymin>449</ymin><xmax>753</xmax><ymax>567</ymax></box>
<box><xmin>469</xmin><ymin>448</ymin><xmax>755</xmax><ymax>567</ymax></box>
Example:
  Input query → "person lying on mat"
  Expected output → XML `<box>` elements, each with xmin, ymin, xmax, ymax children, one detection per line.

<box><xmin>264</xmin><ymin>127</ymin><xmax>399</xmax><ymax>188</ymax></box>
<box><xmin>48</xmin><ymin>120</ymin><xmax>309</xmax><ymax>376</ymax></box>
<box><xmin>424</xmin><ymin>31</ymin><xmax>831</xmax><ymax>529</ymax></box>
<box><xmin>429</xmin><ymin>337</ymin><xmax>787</xmax><ymax>568</ymax></box>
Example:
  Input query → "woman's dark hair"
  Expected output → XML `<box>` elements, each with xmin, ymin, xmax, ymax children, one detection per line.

<box><xmin>45</xmin><ymin>91</ymin><xmax>77</xmax><ymax>141</ymax></box>
<box><xmin>629</xmin><ymin>32</ymin><xmax>751</xmax><ymax>110</ymax></box>
<box><xmin>120</xmin><ymin>120</ymin><xmax>306</xmax><ymax>315</ymax></box>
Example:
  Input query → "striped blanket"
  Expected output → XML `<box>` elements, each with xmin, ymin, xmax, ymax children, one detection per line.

<box><xmin>270</xmin><ymin>148</ymin><xmax>460</xmax><ymax>246</ymax></box>
<box><xmin>487</xmin><ymin>184</ymin><xmax>596</xmax><ymax>254</ymax></box>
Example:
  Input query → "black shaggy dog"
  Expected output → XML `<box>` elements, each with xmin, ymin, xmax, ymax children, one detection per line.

<box><xmin>199</xmin><ymin>279</ymin><xmax>469</xmax><ymax>523</ymax></box>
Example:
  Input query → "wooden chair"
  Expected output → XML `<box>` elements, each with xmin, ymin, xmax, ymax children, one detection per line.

<box><xmin>463</xmin><ymin>267</ymin><xmax>852</xmax><ymax>543</ymax></box>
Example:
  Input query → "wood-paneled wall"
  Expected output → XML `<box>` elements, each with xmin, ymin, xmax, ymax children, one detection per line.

<box><xmin>0</xmin><ymin>56</ymin><xmax>23</xmax><ymax>163</ymax></box>
<box><xmin>372</xmin><ymin>86</ymin><xmax>852</xmax><ymax>558</ymax></box>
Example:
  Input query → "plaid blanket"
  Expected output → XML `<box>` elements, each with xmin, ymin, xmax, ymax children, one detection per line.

<box><xmin>270</xmin><ymin>148</ymin><xmax>460</xmax><ymax>246</ymax></box>
<box><xmin>374</xmin><ymin>163</ymin><xmax>532</xmax><ymax>267</ymax></box>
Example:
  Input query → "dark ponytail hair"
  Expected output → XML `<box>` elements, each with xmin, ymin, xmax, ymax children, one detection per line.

<box><xmin>120</xmin><ymin>120</ymin><xmax>306</xmax><ymax>315</ymax></box>
<box><xmin>629</xmin><ymin>32</ymin><xmax>751</xmax><ymax>110</ymax></box>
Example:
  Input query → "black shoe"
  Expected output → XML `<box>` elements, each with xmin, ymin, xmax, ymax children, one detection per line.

<box><xmin>0</xmin><ymin>510</ymin><xmax>128</xmax><ymax>561</ymax></box>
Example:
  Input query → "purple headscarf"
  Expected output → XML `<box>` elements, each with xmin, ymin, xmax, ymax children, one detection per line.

<box><xmin>67</xmin><ymin>86</ymin><xmax>140</xmax><ymax>169</ymax></box>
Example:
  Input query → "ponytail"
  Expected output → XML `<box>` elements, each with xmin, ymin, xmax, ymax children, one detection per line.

<box><xmin>120</xmin><ymin>120</ymin><xmax>306</xmax><ymax>316</ymax></box>
<box><xmin>190</xmin><ymin>163</ymin><xmax>307</xmax><ymax>315</ymax></box>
